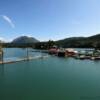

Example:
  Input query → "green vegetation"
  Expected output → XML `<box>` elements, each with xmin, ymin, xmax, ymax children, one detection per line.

<box><xmin>35</xmin><ymin>34</ymin><xmax>100</xmax><ymax>49</ymax></box>
<box><xmin>1</xmin><ymin>34</ymin><xmax>100</xmax><ymax>49</ymax></box>
<box><xmin>56</xmin><ymin>34</ymin><xmax>100</xmax><ymax>48</ymax></box>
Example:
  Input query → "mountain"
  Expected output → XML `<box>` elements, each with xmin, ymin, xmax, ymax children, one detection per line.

<box><xmin>12</xmin><ymin>36</ymin><xmax>39</xmax><ymax>44</ymax></box>
<box><xmin>2</xmin><ymin>33</ymin><xmax>100</xmax><ymax>48</ymax></box>
<box><xmin>87</xmin><ymin>34</ymin><xmax>100</xmax><ymax>40</ymax></box>
<box><xmin>55</xmin><ymin>34</ymin><xmax>100</xmax><ymax>48</ymax></box>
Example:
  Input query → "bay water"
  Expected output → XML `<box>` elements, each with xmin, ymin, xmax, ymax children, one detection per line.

<box><xmin>0</xmin><ymin>48</ymin><xmax>100</xmax><ymax>100</ymax></box>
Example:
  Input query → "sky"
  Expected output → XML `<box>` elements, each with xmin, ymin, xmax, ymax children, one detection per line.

<box><xmin>0</xmin><ymin>0</ymin><xmax>100</xmax><ymax>41</ymax></box>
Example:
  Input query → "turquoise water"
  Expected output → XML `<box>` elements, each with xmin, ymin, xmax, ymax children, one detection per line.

<box><xmin>0</xmin><ymin>48</ymin><xmax>100</xmax><ymax>100</ymax></box>
<box><xmin>3</xmin><ymin>48</ymin><xmax>42</xmax><ymax>61</ymax></box>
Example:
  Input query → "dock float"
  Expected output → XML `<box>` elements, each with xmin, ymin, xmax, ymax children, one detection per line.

<box><xmin>0</xmin><ymin>55</ymin><xmax>49</xmax><ymax>64</ymax></box>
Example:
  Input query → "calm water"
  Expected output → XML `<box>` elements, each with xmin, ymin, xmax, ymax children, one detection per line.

<box><xmin>0</xmin><ymin>48</ymin><xmax>100</xmax><ymax>100</ymax></box>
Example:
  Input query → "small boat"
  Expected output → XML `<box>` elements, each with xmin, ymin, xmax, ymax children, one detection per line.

<box><xmin>79</xmin><ymin>55</ymin><xmax>85</xmax><ymax>60</ymax></box>
<box><xmin>91</xmin><ymin>56</ymin><xmax>100</xmax><ymax>60</ymax></box>
<box><xmin>84</xmin><ymin>56</ymin><xmax>91</xmax><ymax>59</ymax></box>
<box><xmin>58</xmin><ymin>51</ymin><xmax>65</xmax><ymax>57</ymax></box>
<box><xmin>65</xmin><ymin>48</ymin><xmax>78</xmax><ymax>57</ymax></box>
<box><xmin>48</xmin><ymin>48</ymin><xmax>58</xmax><ymax>55</ymax></box>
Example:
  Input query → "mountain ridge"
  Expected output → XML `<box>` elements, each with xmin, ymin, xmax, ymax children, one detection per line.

<box><xmin>55</xmin><ymin>34</ymin><xmax>100</xmax><ymax>48</ymax></box>
<box><xmin>1</xmin><ymin>34</ymin><xmax>100</xmax><ymax>48</ymax></box>
<box><xmin>11</xmin><ymin>36</ymin><xmax>39</xmax><ymax>44</ymax></box>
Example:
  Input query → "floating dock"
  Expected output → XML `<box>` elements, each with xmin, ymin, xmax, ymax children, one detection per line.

<box><xmin>0</xmin><ymin>55</ymin><xmax>49</xmax><ymax>64</ymax></box>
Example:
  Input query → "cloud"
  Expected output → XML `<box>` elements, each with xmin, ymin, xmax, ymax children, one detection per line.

<box><xmin>1</xmin><ymin>15</ymin><xmax>15</xmax><ymax>28</ymax></box>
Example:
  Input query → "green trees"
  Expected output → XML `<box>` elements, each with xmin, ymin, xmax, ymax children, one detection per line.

<box><xmin>35</xmin><ymin>40</ymin><xmax>55</xmax><ymax>49</ymax></box>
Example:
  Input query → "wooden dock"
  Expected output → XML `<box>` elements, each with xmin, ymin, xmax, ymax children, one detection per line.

<box><xmin>0</xmin><ymin>55</ymin><xmax>49</xmax><ymax>64</ymax></box>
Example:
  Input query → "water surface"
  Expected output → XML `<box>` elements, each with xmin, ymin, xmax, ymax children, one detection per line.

<box><xmin>0</xmin><ymin>48</ymin><xmax>100</xmax><ymax>100</ymax></box>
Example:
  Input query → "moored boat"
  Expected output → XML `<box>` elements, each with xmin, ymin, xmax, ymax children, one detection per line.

<box><xmin>65</xmin><ymin>48</ymin><xmax>78</xmax><ymax>57</ymax></box>
<box><xmin>91</xmin><ymin>56</ymin><xmax>100</xmax><ymax>60</ymax></box>
<box><xmin>79</xmin><ymin>55</ymin><xmax>86</xmax><ymax>60</ymax></box>
<box><xmin>57</xmin><ymin>49</ymin><xmax>66</xmax><ymax>57</ymax></box>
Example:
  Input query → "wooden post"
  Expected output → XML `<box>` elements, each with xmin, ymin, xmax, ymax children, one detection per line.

<box><xmin>26</xmin><ymin>48</ymin><xmax>29</xmax><ymax>61</ymax></box>
<box><xmin>0</xmin><ymin>44</ymin><xmax>3</xmax><ymax>64</ymax></box>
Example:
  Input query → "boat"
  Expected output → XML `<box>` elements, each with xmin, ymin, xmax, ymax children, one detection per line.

<box><xmin>91</xmin><ymin>56</ymin><xmax>100</xmax><ymax>60</ymax></box>
<box><xmin>79</xmin><ymin>55</ymin><xmax>86</xmax><ymax>60</ymax></box>
<box><xmin>58</xmin><ymin>51</ymin><xmax>65</xmax><ymax>57</ymax></box>
<box><xmin>65</xmin><ymin>48</ymin><xmax>78</xmax><ymax>57</ymax></box>
<box><xmin>57</xmin><ymin>48</ymin><xmax>66</xmax><ymax>57</ymax></box>
<box><xmin>48</xmin><ymin>48</ymin><xmax>58</xmax><ymax>55</ymax></box>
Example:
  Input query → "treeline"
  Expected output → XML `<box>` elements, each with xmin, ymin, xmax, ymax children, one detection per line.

<box><xmin>56</xmin><ymin>34</ymin><xmax>100</xmax><ymax>48</ymax></box>
<box><xmin>35</xmin><ymin>40</ymin><xmax>55</xmax><ymax>49</ymax></box>
<box><xmin>1</xmin><ymin>40</ymin><xmax>55</xmax><ymax>49</ymax></box>
<box><xmin>35</xmin><ymin>34</ymin><xmax>100</xmax><ymax>49</ymax></box>
<box><xmin>1</xmin><ymin>34</ymin><xmax>100</xmax><ymax>49</ymax></box>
